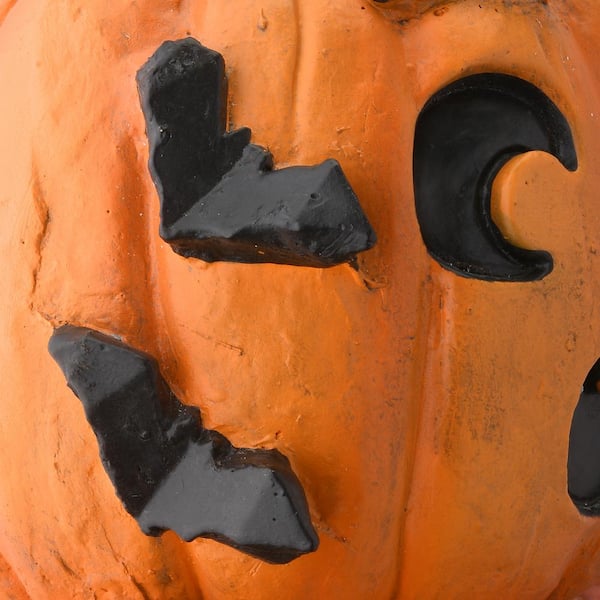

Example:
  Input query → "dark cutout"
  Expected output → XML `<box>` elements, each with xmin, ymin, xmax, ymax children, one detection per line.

<box><xmin>48</xmin><ymin>326</ymin><xmax>318</xmax><ymax>563</ymax></box>
<box><xmin>413</xmin><ymin>73</ymin><xmax>577</xmax><ymax>281</ymax></box>
<box><xmin>568</xmin><ymin>358</ymin><xmax>600</xmax><ymax>516</ymax></box>
<box><xmin>136</xmin><ymin>38</ymin><xmax>376</xmax><ymax>267</ymax></box>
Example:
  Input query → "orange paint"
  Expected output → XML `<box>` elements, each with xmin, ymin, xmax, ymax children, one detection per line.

<box><xmin>0</xmin><ymin>0</ymin><xmax>600</xmax><ymax>597</ymax></box>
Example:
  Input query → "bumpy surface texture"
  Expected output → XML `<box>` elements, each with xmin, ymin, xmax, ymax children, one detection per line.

<box><xmin>2</xmin><ymin>0</ymin><xmax>600</xmax><ymax>598</ymax></box>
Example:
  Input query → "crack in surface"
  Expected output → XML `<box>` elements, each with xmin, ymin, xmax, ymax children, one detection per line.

<box><xmin>29</xmin><ymin>164</ymin><xmax>50</xmax><ymax>307</ymax></box>
<box><xmin>130</xmin><ymin>576</ymin><xmax>151</xmax><ymax>600</ymax></box>
<box><xmin>290</xmin><ymin>0</ymin><xmax>302</xmax><ymax>132</ymax></box>
<box><xmin>50</xmin><ymin>550</ymin><xmax>76</xmax><ymax>578</ymax></box>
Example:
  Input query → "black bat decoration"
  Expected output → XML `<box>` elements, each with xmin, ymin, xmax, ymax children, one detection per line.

<box><xmin>137</xmin><ymin>38</ymin><xmax>376</xmax><ymax>267</ymax></box>
<box><xmin>49</xmin><ymin>325</ymin><xmax>319</xmax><ymax>564</ymax></box>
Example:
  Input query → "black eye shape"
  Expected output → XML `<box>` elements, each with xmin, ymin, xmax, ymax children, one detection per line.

<box><xmin>568</xmin><ymin>358</ymin><xmax>600</xmax><ymax>516</ymax></box>
<box><xmin>137</xmin><ymin>38</ymin><xmax>376</xmax><ymax>268</ymax></box>
<box><xmin>413</xmin><ymin>73</ymin><xmax>577</xmax><ymax>282</ymax></box>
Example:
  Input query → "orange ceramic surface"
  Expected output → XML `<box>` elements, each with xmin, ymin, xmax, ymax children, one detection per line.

<box><xmin>1</xmin><ymin>0</ymin><xmax>600</xmax><ymax>598</ymax></box>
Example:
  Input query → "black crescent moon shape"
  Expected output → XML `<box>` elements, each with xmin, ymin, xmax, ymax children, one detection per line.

<box><xmin>413</xmin><ymin>73</ymin><xmax>578</xmax><ymax>282</ymax></box>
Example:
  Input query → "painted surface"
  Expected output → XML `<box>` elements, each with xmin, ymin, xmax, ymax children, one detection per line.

<box><xmin>1</xmin><ymin>0</ymin><xmax>600</xmax><ymax>597</ymax></box>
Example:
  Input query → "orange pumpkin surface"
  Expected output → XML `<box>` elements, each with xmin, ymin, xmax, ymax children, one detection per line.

<box><xmin>1</xmin><ymin>0</ymin><xmax>600</xmax><ymax>598</ymax></box>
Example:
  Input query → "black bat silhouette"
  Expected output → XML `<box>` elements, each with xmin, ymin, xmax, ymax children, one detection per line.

<box><xmin>136</xmin><ymin>37</ymin><xmax>376</xmax><ymax>267</ymax></box>
<box><xmin>49</xmin><ymin>326</ymin><xmax>318</xmax><ymax>564</ymax></box>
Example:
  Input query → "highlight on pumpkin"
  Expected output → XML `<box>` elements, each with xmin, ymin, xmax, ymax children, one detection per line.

<box><xmin>137</xmin><ymin>38</ymin><xmax>376</xmax><ymax>268</ymax></box>
<box><xmin>568</xmin><ymin>358</ymin><xmax>600</xmax><ymax>516</ymax></box>
<box><xmin>48</xmin><ymin>325</ymin><xmax>318</xmax><ymax>564</ymax></box>
<box><xmin>413</xmin><ymin>72</ymin><xmax>577</xmax><ymax>281</ymax></box>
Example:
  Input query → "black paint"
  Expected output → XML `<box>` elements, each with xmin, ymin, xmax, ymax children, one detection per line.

<box><xmin>413</xmin><ymin>73</ymin><xmax>577</xmax><ymax>281</ymax></box>
<box><xmin>568</xmin><ymin>359</ymin><xmax>600</xmax><ymax>516</ymax></box>
<box><xmin>137</xmin><ymin>38</ymin><xmax>376</xmax><ymax>267</ymax></box>
<box><xmin>49</xmin><ymin>325</ymin><xmax>318</xmax><ymax>563</ymax></box>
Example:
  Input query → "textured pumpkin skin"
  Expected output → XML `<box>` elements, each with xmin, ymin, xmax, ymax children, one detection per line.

<box><xmin>2</xmin><ymin>0</ymin><xmax>600</xmax><ymax>598</ymax></box>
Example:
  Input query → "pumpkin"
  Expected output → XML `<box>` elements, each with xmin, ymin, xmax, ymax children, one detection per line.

<box><xmin>2</xmin><ymin>0</ymin><xmax>600</xmax><ymax>598</ymax></box>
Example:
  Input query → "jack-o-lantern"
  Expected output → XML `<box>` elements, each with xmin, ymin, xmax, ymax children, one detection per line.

<box><xmin>2</xmin><ymin>0</ymin><xmax>600</xmax><ymax>598</ymax></box>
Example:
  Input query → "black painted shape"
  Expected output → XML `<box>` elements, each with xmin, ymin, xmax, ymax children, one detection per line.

<box><xmin>137</xmin><ymin>38</ymin><xmax>376</xmax><ymax>267</ymax></box>
<box><xmin>48</xmin><ymin>325</ymin><xmax>319</xmax><ymax>563</ymax></box>
<box><xmin>568</xmin><ymin>358</ymin><xmax>600</xmax><ymax>516</ymax></box>
<box><xmin>413</xmin><ymin>73</ymin><xmax>577</xmax><ymax>281</ymax></box>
